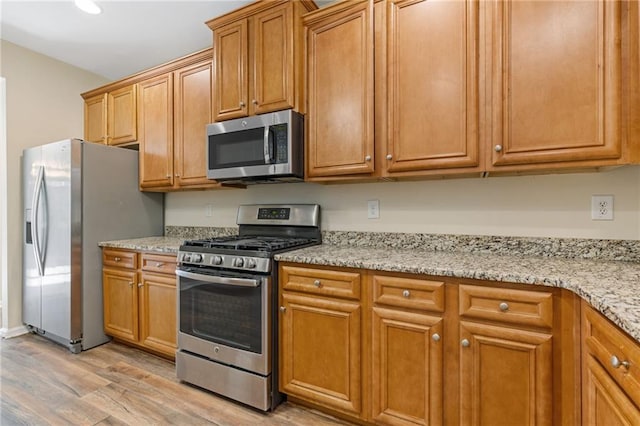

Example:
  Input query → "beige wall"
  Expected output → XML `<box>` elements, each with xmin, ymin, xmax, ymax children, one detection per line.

<box><xmin>0</xmin><ymin>40</ymin><xmax>109</xmax><ymax>333</ymax></box>
<box><xmin>165</xmin><ymin>165</ymin><xmax>640</xmax><ymax>240</ymax></box>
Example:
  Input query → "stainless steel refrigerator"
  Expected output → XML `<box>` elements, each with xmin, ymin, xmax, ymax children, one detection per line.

<box><xmin>22</xmin><ymin>138</ymin><xmax>164</xmax><ymax>353</ymax></box>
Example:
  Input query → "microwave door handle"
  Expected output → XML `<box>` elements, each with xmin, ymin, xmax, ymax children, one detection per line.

<box><xmin>263</xmin><ymin>126</ymin><xmax>274</xmax><ymax>164</ymax></box>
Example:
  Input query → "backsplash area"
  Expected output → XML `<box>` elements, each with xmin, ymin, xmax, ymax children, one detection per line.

<box><xmin>165</xmin><ymin>165</ymin><xmax>640</xmax><ymax>241</ymax></box>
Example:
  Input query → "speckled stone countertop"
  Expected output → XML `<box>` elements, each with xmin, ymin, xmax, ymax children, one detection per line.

<box><xmin>98</xmin><ymin>236</ymin><xmax>183</xmax><ymax>254</ymax></box>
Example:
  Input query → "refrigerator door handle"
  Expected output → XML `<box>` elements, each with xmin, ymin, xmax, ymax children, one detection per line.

<box><xmin>31</xmin><ymin>165</ymin><xmax>45</xmax><ymax>276</ymax></box>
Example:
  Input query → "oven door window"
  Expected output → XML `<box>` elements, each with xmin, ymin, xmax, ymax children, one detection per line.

<box><xmin>179</xmin><ymin>271</ymin><xmax>263</xmax><ymax>354</ymax></box>
<box><xmin>208</xmin><ymin>128</ymin><xmax>266</xmax><ymax>169</ymax></box>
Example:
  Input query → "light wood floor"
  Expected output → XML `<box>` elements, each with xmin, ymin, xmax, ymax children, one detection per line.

<box><xmin>0</xmin><ymin>333</ymin><xmax>352</xmax><ymax>425</ymax></box>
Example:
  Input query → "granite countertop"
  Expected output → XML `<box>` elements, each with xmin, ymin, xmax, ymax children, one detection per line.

<box><xmin>275</xmin><ymin>244</ymin><xmax>640</xmax><ymax>343</ymax></box>
<box><xmin>98</xmin><ymin>236</ymin><xmax>183</xmax><ymax>254</ymax></box>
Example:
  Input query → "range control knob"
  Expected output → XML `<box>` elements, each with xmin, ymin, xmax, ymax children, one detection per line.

<box><xmin>246</xmin><ymin>258</ymin><xmax>257</xmax><ymax>269</ymax></box>
<box><xmin>212</xmin><ymin>255</ymin><xmax>223</xmax><ymax>265</ymax></box>
<box><xmin>233</xmin><ymin>257</ymin><xmax>245</xmax><ymax>268</ymax></box>
<box><xmin>192</xmin><ymin>254</ymin><xmax>203</xmax><ymax>263</ymax></box>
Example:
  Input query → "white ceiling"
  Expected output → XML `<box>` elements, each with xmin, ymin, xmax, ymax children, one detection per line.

<box><xmin>1</xmin><ymin>0</ymin><xmax>332</xmax><ymax>81</ymax></box>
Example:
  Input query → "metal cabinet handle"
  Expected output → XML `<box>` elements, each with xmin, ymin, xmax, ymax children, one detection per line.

<box><xmin>386</xmin><ymin>154</ymin><xmax>392</xmax><ymax>160</ymax></box>
<box><xmin>402</xmin><ymin>290</ymin><xmax>410</xmax><ymax>298</ymax></box>
<box><xmin>279</xmin><ymin>306</ymin><xmax>286</xmax><ymax>313</ymax></box>
<box><xmin>499</xmin><ymin>302</ymin><xmax>509</xmax><ymax>312</ymax></box>
<box><xmin>114</xmin><ymin>257</ymin><xmax>121</xmax><ymax>262</ymax></box>
<box><xmin>313</xmin><ymin>280</ymin><xmax>321</xmax><ymax>288</ymax></box>
<box><xmin>240</xmin><ymin>101</ymin><xmax>246</xmax><ymax>107</ymax></box>
<box><xmin>252</xmin><ymin>99</ymin><xmax>258</xmax><ymax>105</ymax></box>
<box><xmin>166</xmin><ymin>174</ymin><xmax>171</xmax><ymax>178</ymax></box>
<box><xmin>128</xmin><ymin>281</ymin><xmax>134</xmax><ymax>288</ymax></box>
<box><xmin>494</xmin><ymin>145</ymin><xmax>503</xmax><ymax>152</ymax></box>
<box><xmin>365</xmin><ymin>155</ymin><xmax>372</xmax><ymax>161</ymax></box>
<box><xmin>156</xmin><ymin>262</ymin><xmax>165</xmax><ymax>267</ymax></box>
<box><xmin>175</xmin><ymin>174</ymin><xmax>180</xmax><ymax>178</ymax></box>
<box><xmin>611</xmin><ymin>355</ymin><xmax>630</xmax><ymax>369</ymax></box>
<box><xmin>138</xmin><ymin>283</ymin><xmax>143</xmax><ymax>288</ymax></box>
<box><xmin>432</xmin><ymin>333</ymin><xmax>441</xmax><ymax>342</ymax></box>
<box><xmin>461</xmin><ymin>339</ymin><xmax>470</xmax><ymax>348</ymax></box>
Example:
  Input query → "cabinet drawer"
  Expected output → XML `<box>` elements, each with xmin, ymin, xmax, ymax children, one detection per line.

<box><xmin>583</xmin><ymin>302</ymin><xmax>640</xmax><ymax>405</ymax></box>
<box><xmin>280</xmin><ymin>265</ymin><xmax>361</xmax><ymax>300</ymax></box>
<box><xmin>141</xmin><ymin>253</ymin><xmax>177</xmax><ymax>275</ymax></box>
<box><xmin>459</xmin><ymin>285</ymin><xmax>553</xmax><ymax>328</ymax></box>
<box><xmin>103</xmin><ymin>249</ymin><xmax>137</xmax><ymax>269</ymax></box>
<box><xmin>372</xmin><ymin>275</ymin><xmax>445</xmax><ymax>313</ymax></box>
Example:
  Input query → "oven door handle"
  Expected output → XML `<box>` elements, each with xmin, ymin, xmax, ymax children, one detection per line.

<box><xmin>176</xmin><ymin>269</ymin><xmax>260</xmax><ymax>287</ymax></box>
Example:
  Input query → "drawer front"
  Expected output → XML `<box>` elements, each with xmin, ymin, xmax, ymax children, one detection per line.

<box><xmin>103</xmin><ymin>249</ymin><xmax>137</xmax><ymax>269</ymax></box>
<box><xmin>141</xmin><ymin>253</ymin><xmax>177</xmax><ymax>275</ymax></box>
<box><xmin>583</xmin><ymin>302</ymin><xmax>640</xmax><ymax>405</ymax></box>
<box><xmin>459</xmin><ymin>285</ymin><xmax>553</xmax><ymax>328</ymax></box>
<box><xmin>372</xmin><ymin>275</ymin><xmax>445</xmax><ymax>313</ymax></box>
<box><xmin>280</xmin><ymin>265</ymin><xmax>361</xmax><ymax>300</ymax></box>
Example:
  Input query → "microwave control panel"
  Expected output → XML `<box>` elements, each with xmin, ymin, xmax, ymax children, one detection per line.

<box><xmin>272</xmin><ymin>124</ymin><xmax>289</xmax><ymax>163</ymax></box>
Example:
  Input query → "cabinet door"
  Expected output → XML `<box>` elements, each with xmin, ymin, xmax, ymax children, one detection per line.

<box><xmin>459</xmin><ymin>321</ymin><xmax>553</xmax><ymax>426</ymax></box>
<box><xmin>102</xmin><ymin>268</ymin><xmax>138</xmax><ymax>342</ymax></box>
<box><xmin>107</xmin><ymin>84</ymin><xmax>137</xmax><ymax>146</ymax></box>
<box><xmin>583</xmin><ymin>354</ymin><xmax>640</xmax><ymax>426</ymax></box>
<box><xmin>84</xmin><ymin>93</ymin><xmax>107</xmax><ymax>144</ymax></box>
<box><xmin>213</xmin><ymin>20</ymin><xmax>249</xmax><ymax>121</ymax></box>
<box><xmin>280</xmin><ymin>292</ymin><xmax>362</xmax><ymax>417</ymax></box>
<box><xmin>372</xmin><ymin>307</ymin><xmax>443</xmax><ymax>426</ymax></box>
<box><xmin>305</xmin><ymin>0</ymin><xmax>375</xmax><ymax>178</ymax></box>
<box><xmin>138</xmin><ymin>74</ymin><xmax>174</xmax><ymax>189</ymax></box>
<box><xmin>139</xmin><ymin>272</ymin><xmax>177</xmax><ymax>357</ymax></box>
<box><xmin>174</xmin><ymin>61</ymin><xmax>216</xmax><ymax>188</ymax></box>
<box><xmin>385</xmin><ymin>0</ymin><xmax>479</xmax><ymax>174</ymax></box>
<box><xmin>252</xmin><ymin>2</ymin><xmax>294</xmax><ymax>115</ymax></box>
<box><xmin>488</xmin><ymin>0</ymin><xmax>622</xmax><ymax>169</ymax></box>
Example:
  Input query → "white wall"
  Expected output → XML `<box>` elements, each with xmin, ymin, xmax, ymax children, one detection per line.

<box><xmin>166</xmin><ymin>165</ymin><xmax>640</xmax><ymax>240</ymax></box>
<box><xmin>0</xmin><ymin>40</ymin><xmax>109</xmax><ymax>334</ymax></box>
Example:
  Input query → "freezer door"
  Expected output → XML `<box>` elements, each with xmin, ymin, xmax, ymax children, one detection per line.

<box><xmin>40</xmin><ymin>140</ymin><xmax>80</xmax><ymax>341</ymax></box>
<box><xmin>22</xmin><ymin>145</ymin><xmax>43</xmax><ymax>328</ymax></box>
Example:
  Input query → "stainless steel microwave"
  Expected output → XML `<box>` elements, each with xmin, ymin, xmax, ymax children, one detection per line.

<box><xmin>206</xmin><ymin>109</ymin><xmax>304</xmax><ymax>184</ymax></box>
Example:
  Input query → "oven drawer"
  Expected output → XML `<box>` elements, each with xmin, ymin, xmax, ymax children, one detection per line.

<box><xmin>459</xmin><ymin>284</ymin><xmax>554</xmax><ymax>328</ymax></box>
<box><xmin>102</xmin><ymin>249</ymin><xmax>137</xmax><ymax>269</ymax></box>
<box><xmin>280</xmin><ymin>265</ymin><xmax>361</xmax><ymax>300</ymax></box>
<box><xmin>141</xmin><ymin>253</ymin><xmax>177</xmax><ymax>274</ymax></box>
<box><xmin>372</xmin><ymin>275</ymin><xmax>445</xmax><ymax>313</ymax></box>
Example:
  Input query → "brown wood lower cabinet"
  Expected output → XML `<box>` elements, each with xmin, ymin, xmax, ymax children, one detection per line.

<box><xmin>102</xmin><ymin>249</ymin><xmax>177</xmax><ymax>359</ymax></box>
<box><xmin>279</xmin><ymin>263</ymin><xmax>581</xmax><ymax>425</ymax></box>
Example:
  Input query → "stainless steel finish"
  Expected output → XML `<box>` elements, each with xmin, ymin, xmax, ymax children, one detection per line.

<box><xmin>494</xmin><ymin>144</ymin><xmax>503</xmax><ymax>152</ymax></box>
<box><xmin>22</xmin><ymin>139</ymin><xmax>164</xmax><ymax>352</ymax></box>
<box><xmin>280</xmin><ymin>306</ymin><xmax>286</xmax><ymax>312</ymax></box>
<box><xmin>31</xmin><ymin>165</ymin><xmax>45</xmax><ymax>276</ymax></box>
<box><xmin>432</xmin><ymin>333</ymin><xmax>441</xmax><ymax>342</ymax></box>
<box><xmin>314</xmin><ymin>279</ymin><xmax>321</xmax><ymax>287</ymax></box>
<box><xmin>461</xmin><ymin>339</ymin><xmax>470</xmax><ymax>347</ymax></box>
<box><xmin>178</xmin><ymin>251</ymin><xmax>272</xmax><ymax>273</ymax></box>
<box><xmin>263</xmin><ymin>126</ymin><xmax>271</xmax><ymax>164</ymax></box>
<box><xmin>386</xmin><ymin>154</ymin><xmax>392</xmax><ymax>160</ymax></box>
<box><xmin>176</xmin><ymin>350</ymin><xmax>272</xmax><ymax>411</ymax></box>
<box><xmin>175</xmin><ymin>269</ymin><xmax>260</xmax><ymax>288</ymax></box>
<box><xmin>365</xmin><ymin>155</ymin><xmax>371</xmax><ymax>161</ymax></box>
<box><xmin>236</xmin><ymin>204</ymin><xmax>321</xmax><ymax>227</ymax></box>
<box><xmin>499</xmin><ymin>302</ymin><xmax>509</xmax><ymax>312</ymax></box>
<box><xmin>611</xmin><ymin>355</ymin><xmax>630</xmax><ymax>369</ymax></box>
<box><xmin>402</xmin><ymin>290</ymin><xmax>410</xmax><ymax>298</ymax></box>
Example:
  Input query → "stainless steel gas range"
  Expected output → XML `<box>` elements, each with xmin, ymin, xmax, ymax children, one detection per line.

<box><xmin>175</xmin><ymin>204</ymin><xmax>321</xmax><ymax>411</ymax></box>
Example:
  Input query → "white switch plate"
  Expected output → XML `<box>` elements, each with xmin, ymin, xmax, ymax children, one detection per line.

<box><xmin>367</xmin><ymin>200</ymin><xmax>380</xmax><ymax>219</ymax></box>
<box><xmin>591</xmin><ymin>195</ymin><xmax>614</xmax><ymax>220</ymax></box>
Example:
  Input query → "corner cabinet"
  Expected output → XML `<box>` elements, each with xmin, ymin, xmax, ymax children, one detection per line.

<box><xmin>207</xmin><ymin>0</ymin><xmax>316</xmax><ymax>122</ymax></box>
<box><xmin>83</xmin><ymin>84</ymin><xmax>137</xmax><ymax>146</ymax></box>
<box><xmin>102</xmin><ymin>249</ymin><xmax>177</xmax><ymax>359</ymax></box>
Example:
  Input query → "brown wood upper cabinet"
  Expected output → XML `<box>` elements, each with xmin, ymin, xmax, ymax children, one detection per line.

<box><xmin>138</xmin><ymin>50</ymin><xmax>222</xmax><ymax>191</ymax></box>
<box><xmin>304</xmin><ymin>0</ymin><xmax>639</xmax><ymax>181</ymax></box>
<box><xmin>207</xmin><ymin>0</ymin><xmax>316</xmax><ymax>122</ymax></box>
<box><xmin>83</xmin><ymin>84</ymin><xmax>137</xmax><ymax>146</ymax></box>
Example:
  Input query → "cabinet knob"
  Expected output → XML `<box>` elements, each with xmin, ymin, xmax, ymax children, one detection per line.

<box><xmin>166</xmin><ymin>174</ymin><xmax>171</xmax><ymax>178</ymax></box>
<box><xmin>240</xmin><ymin>101</ymin><xmax>246</xmax><ymax>107</ymax></box>
<box><xmin>386</xmin><ymin>154</ymin><xmax>392</xmax><ymax>160</ymax></box>
<box><xmin>114</xmin><ymin>257</ymin><xmax>121</xmax><ymax>262</ymax></box>
<box><xmin>432</xmin><ymin>333</ymin><xmax>441</xmax><ymax>342</ymax></box>
<box><xmin>138</xmin><ymin>283</ymin><xmax>143</xmax><ymax>288</ymax></box>
<box><xmin>279</xmin><ymin>306</ymin><xmax>286</xmax><ymax>313</ymax></box>
<box><xmin>128</xmin><ymin>281</ymin><xmax>134</xmax><ymax>288</ymax></box>
<box><xmin>494</xmin><ymin>144</ymin><xmax>503</xmax><ymax>152</ymax></box>
<box><xmin>461</xmin><ymin>339</ymin><xmax>470</xmax><ymax>348</ymax></box>
<box><xmin>313</xmin><ymin>279</ymin><xmax>321</xmax><ymax>288</ymax></box>
<box><xmin>156</xmin><ymin>262</ymin><xmax>165</xmax><ymax>267</ymax></box>
<box><xmin>499</xmin><ymin>302</ymin><xmax>509</xmax><ymax>312</ymax></box>
<box><xmin>365</xmin><ymin>155</ymin><xmax>372</xmax><ymax>162</ymax></box>
<box><xmin>252</xmin><ymin>99</ymin><xmax>258</xmax><ymax>105</ymax></box>
<box><xmin>175</xmin><ymin>174</ymin><xmax>180</xmax><ymax>178</ymax></box>
<box><xmin>402</xmin><ymin>290</ymin><xmax>410</xmax><ymax>298</ymax></box>
<box><xmin>611</xmin><ymin>355</ymin><xmax>630</xmax><ymax>369</ymax></box>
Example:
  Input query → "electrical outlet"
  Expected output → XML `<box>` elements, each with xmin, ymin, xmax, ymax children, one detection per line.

<box><xmin>591</xmin><ymin>195</ymin><xmax>614</xmax><ymax>221</ymax></box>
<box><xmin>367</xmin><ymin>200</ymin><xmax>380</xmax><ymax>219</ymax></box>
<box><xmin>205</xmin><ymin>204</ymin><xmax>214</xmax><ymax>217</ymax></box>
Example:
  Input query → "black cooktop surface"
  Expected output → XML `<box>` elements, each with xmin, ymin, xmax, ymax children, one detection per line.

<box><xmin>182</xmin><ymin>235</ymin><xmax>317</xmax><ymax>253</ymax></box>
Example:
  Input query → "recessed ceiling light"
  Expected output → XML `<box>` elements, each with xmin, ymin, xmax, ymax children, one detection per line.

<box><xmin>75</xmin><ymin>0</ymin><xmax>102</xmax><ymax>15</ymax></box>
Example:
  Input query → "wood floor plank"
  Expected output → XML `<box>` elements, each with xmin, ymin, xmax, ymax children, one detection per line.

<box><xmin>1</xmin><ymin>334</ymin><xmax>352</xmax><ymax>425</ymax></box>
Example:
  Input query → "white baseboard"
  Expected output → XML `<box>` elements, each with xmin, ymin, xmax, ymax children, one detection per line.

<box><xmin>0</xmin><ymin>325</ymin><xmax>29</xmax><ymax>338</ymax></box>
